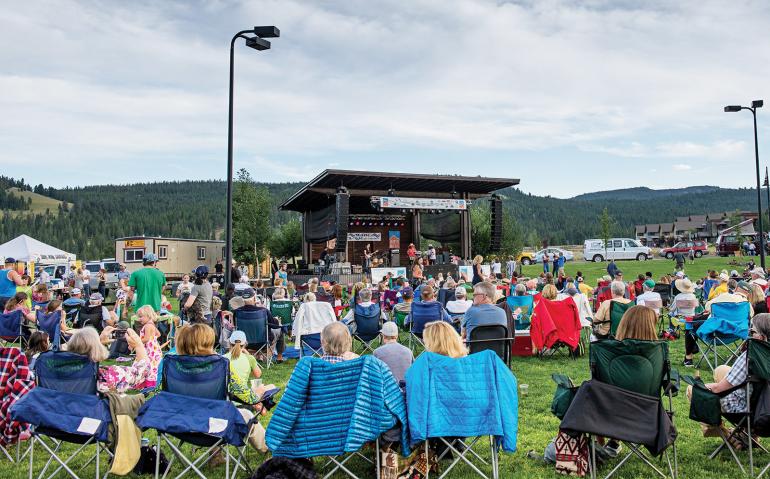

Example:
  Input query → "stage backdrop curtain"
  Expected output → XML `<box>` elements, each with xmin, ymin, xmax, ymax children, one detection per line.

<box><xmin>305</xmin><ymin>204</ymin><xmax>337</xmax><ymax>243</ymax></box>
<box><xmin>420</xmin><ymin>211</ymin><xmax>460</xmax><ymax>243</ymax></box>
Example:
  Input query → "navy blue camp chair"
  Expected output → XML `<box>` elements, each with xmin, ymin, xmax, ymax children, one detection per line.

<box><xmin>19</xmin><ymin>351</ymin><xmax>110</xmax><ymax>479</ymax></box>
<box><xmin>35</xmin><ymin>310</ymin><xmax>63</xmax><ymax>350</ymax></box>
<box><xmin>438</xmin><ymin>288</ymin><xmax>456</xmax><ymax>308</ymax></box>
<box><xmin>147</xmin><ymin>354</ymin><xmax>251</xmax><ymax>479</ymax></box>
<box><xmin>0</xmin><ymin>310</ymin><xmax>25</xmax><ymax>349</ymax></box>
<box><xmin>299</xmin><ymin>333</ymin><xmax>323</xmax><ymax>358</ymax></box>
<box><xmin>353</xmin><ymin>304</ymin><xmax>381</xmax><ymax>354</ymax></box>
<box><xmin>407</xmin><ymin>301</ymin><xmax>445</xmax><ymax>351</ymax></box>
<box><xmin>234</xmin><ymin>308</ymin><xmax>272</xmax><ymax>369</ymax></box>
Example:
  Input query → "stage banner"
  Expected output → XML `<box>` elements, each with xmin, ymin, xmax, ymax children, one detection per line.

<box><xmin>388</xmin><ymin>231</ymin><xmax>400</xmax><ymax>249</ymax></box>
<box><xmin>371</xmin><ymin>267</ymin><xmax>407</xmax><ymax>281</ymax></box>
<box><xmin>380</xmin><ymin>196</ymin><xmax>468</xmax><ymax>210</ymax></box>
<box><xmin>348</xmin><ymin>232</ymin><xmax>381</xmax><ymax>242</ymax></box>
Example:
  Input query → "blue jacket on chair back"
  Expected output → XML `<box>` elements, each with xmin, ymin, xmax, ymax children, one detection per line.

<box><xmin>405</xmin><ymin>350</ymin><xmax>518</xmax><ymax>452</ymax></box>
<box><xmin>266</xmin><ymin>355</ymin><xmax>410</xmax><ymax>457</ymax></box>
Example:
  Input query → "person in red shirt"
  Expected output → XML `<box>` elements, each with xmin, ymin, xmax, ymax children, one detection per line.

<box><xmin>407</xmin><ymin>243</ymin><xmax>417</xmax><ymax>265</ymax></box>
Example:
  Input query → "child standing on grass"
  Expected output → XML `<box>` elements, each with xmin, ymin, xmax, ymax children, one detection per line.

<box><xmin>136</xmin><ymin>305</ymin><xmax>162</xmax><ymax>388</ymax></box>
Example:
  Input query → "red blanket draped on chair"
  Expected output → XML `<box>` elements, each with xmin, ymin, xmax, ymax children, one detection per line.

<box><xmin>530</xmin><ymin>296</ymin><xmax>582</xmax><ymax>351</ymax></box>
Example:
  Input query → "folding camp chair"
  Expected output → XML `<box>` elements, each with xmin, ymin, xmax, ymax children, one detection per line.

<box><xmin>0</xmin><ymin>310</ymin><xmax>25</xmax><ymax>349</ymax></box>
<box><xmin>381</xmin><ymin>290</ymin><xmax>399</xmax><ymax>312</ymax></box>
<box><xmin>653</xmin><ymin>284</ymin><xmax>672</xmax><ymax>308</ymax></box>
<box><xmin>352</xmin><ymin>306</ymin><xmax>381</xmax><ymax>354</ymax></box>
<box><xmin>75</xmin><ymin>305</ymin><xmax>103</xmax><ymax>331</ymax></box>
<box><xmin>266</xmin><ymin>356</ymin><xmax>407</xmax><ymax>479</ymax></box>
<box><xmin>466</xmin><ymin>324</ymin><xmax>513</xmax><ymax>367</ymax></box>
<box><xmin>20</xmin><ymin>351</ymin><xmax>112</xmax><ymax>479</ymax></box>
<box><xmin>506</xmin><ymin>295</ymin><xmax>534</xmax><ymax>330</ymax></box>
<box><xmin>531</xmin><ymin>297</ymin><xmax>583</xmax><ymax>359</ymax></box>
<box><xmin>437</xmin><ymin>288</ymin><xmax>456</xmax><ymax>308</ymax></box>
<box><xmin>407</xmin><ymin>301</ymin><xmax>445</xmax><ymax>352</ymax></box>
<box><xmin>36</xmin><ymin>310</ymin><xmax>63</xmax><ymax>350</ymax></box>
<box><xmin>702</xmin><ymin>279</ymin><xmax>718</xmax><ymax>301</ymax></box>
<box><xmin>580</xmin><ymin>340</ymin><xmax>678</xmax><ymax>479</ymax></box>
<box><xmin>299</xmin><ymin>333</ymin><xmax>324</xmax><ymax>358</ymax></box>
<box><xmin>605</xmin><ymin>300</ymin><xmax>635</xmax><ymax>339</ymax></box>
<box><xmin>392</xmin><ymin>309</ymin><xmax>409</xmax><ymax>332</ymax></box>
<box><xmin>0</xmin><ymin>346</ymin><xmax>33</xmax><ymax>463</ymax></box>
<box><xmin>270</xmin><ymin>299</ymin><xmax>294</xmax><ymax>338</ymax></box>
<box><xmin>448</xmin><ymin>312</ymin><xmax>464</xmax><ymax>334</ymax></box>
<box><xmin>62</xmin><ymin>303</ymin><xmax>80</xmax><ymax>327</ymax></box>
<box><xmin>142</xmin><ymin>354</ymin><xmax>253</xmax><ymax>479</ymax></box>
<box><xmin>684</xmin><ymin>339</ymin><xmax>770</xmax><ymax>477</ymax></box>
<box><xmin>234</xmin><ymin>308</ymin><xmax>272</xmax><ymax>369</ymax></box>
<box><xmin>695</xmin><ymin>302</ymin><xmax>750</xmax><ymax>372</ymax></box>
<box><xmin>594</xmin><ymin>281</ymin><xmax>612</xmax><ymax>312</ymax></box>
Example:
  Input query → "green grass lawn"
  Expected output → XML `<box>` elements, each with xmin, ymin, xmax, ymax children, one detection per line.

<box><xmin>1</xmin><ymin>255</ymin><xmax>763</xmax><ymax>478</ymax></box>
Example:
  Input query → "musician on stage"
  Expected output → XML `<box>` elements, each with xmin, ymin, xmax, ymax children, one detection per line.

<box><xmin>363</xmin><ymin>244</ymin><xmax>373</xmax><ymax>273</ymax></box>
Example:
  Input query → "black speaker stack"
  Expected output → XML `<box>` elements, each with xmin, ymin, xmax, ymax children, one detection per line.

<box><xmin>335</xmin><ymin>190</ymin><xmax>349</xmax><ymax>252</ymax></box>
<box><xmin>489</xmin><ymin>196</ymin><xmax>502</xmax><ymax>252</ymax></box>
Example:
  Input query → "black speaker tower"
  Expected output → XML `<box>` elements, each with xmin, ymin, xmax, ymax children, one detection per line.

<box><xmin>335</xmin><ymin>189</ymin><xmax>349</xmax><ymax>252</ymax></box>
<box><xmin>489</xmin><ymin>196</ymin><xmax>503</xmax><ymax>252</ymax></box>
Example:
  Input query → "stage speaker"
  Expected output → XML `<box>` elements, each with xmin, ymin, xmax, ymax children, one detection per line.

<box><xmin>335</xmin><ymin>191</ymin><xmax>349</xmax><ymax>252</ymax></box>
<box><xmin>489</xmin><ymin>196</ymin><xmax>503</xmax><ymax>252</ymax></box>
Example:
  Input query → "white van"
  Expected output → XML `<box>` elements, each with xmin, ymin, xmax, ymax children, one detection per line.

<box><xmin>583</xmin><ymin>238</ymin><xmax>651</xmax><ymax>262</ymax></box>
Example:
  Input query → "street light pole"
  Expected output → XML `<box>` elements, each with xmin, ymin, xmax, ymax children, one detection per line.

<box><xmin>225</xmin><ymin>26</ymin><xmax>279</xmax><ymax>290</ymax></box>
<box><xmin>725</xmin><ymin>100</ymin><xmax>765</xmax><ymax>270</ymax></box>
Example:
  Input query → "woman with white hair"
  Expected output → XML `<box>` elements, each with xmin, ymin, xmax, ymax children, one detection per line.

<box><xmin>592</xmin><ymin>281</ymin><xmax>633</xmax><ymax>339</ymax></box>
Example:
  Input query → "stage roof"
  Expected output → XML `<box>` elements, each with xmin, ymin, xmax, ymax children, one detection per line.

<box><xmin>281</xmin><ymin>169</ymin><xmax>519</xmax><ymax>212</ymax></box>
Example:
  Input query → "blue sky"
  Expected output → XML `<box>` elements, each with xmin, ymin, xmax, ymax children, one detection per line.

<box><xmin>2</xmin><ymin>0</ymin><xmax>770</xmax><ymax>197</ymax></box>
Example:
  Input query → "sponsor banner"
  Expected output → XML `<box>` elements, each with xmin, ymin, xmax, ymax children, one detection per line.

<box><xmin>388</xmin><ymin>231</ymin><xmax>400</xmax><ymax>249</ymax></box>
<box><xmin>348</xmin><ymin>232</ymin><xmax>381</xmax><ymax>242</ymax></box>
<box><xmin>458</xmin><ymin>265</ymin><xmax>490</xmax><ymax>279</ymax></box>
<box><xmin>379</xmin><ymin>196</ymin><xmax>468</xmax><ymax>210</ymax></box>
<box><xmin>371</xmin><ymin>267</ymin><xmax>407</xmax><ymax>281</ymax></box>
<box><xmin>126</xmin><ymin>239</ymin><xmax>145</xmax><ymax>248</ymax></box>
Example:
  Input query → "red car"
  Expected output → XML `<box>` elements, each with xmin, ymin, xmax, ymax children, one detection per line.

<box><xmin>659</xmin><ymin>240</ymin><xmax>708</xmax><ymax>259</ymax></box>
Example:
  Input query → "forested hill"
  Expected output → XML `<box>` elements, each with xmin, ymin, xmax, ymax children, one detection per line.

<box><xmin>0</xmin><ymin>177</ymin><xmax>759</xmax><ymax>260</ymax></box>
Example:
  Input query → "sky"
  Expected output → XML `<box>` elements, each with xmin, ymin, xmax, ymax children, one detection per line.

<box><xmin>2</xmin><ymin>0</ymin><xmax>770</xmax><ymax>198</ymax></box>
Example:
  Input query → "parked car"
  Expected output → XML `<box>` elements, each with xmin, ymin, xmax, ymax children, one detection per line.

<box><xmin>659</xmin><ymin>240</ymin><xmax>708</xmax><ymax>259</ymax></box>
<box><xmin>518</xmin><ymin>248</ymin><xmax>573</xmax><ymax>265</ymax></box>
<box><xmin>84</xmin><ymin>259</ymin><xmax>121</xmax><ymax>291</ymax></box>
<box><xmin>583</xmin><ymin>238</ymin><xmax>651</xmax><ymax>262</ymax></box>
<box><xmin>714</xmin><ymin>234</ymin><xmax>768</xmax><ymax>256</ymax></box>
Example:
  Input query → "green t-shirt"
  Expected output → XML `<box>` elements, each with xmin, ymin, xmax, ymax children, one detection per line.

<box><xmin>270</xmin><ymin>300</ymin><xmax>294</xmax><ymax>325</ymax></box>
<box><xmin>128</xmin><ymin>267</ymin><xmax>166</xmax><ymax>311</ymax></box>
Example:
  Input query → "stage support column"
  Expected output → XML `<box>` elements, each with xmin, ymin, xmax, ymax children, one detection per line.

<box><xmin>412</xmin><ymin>211</ymin><xmax>421</xmax><ymax>249</ymax></box>
<box><xmin>460</xmin><ymin>193</ymin><xmax>472</xmax><ymax>260</ymax></box>
<box><xmin>301</xmin><ymin>213</ymin><xmax>311</xmax><ymax>264</ymax></box>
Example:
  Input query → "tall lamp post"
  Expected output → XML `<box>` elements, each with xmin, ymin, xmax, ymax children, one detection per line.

<box><xmin>725</xmin><ymin>100</ymin><xmax>765</xmax><ymax>270</ymax></box>
<box><xmin>225</xmin><ymin>26</ymin><xmax>280</xmax><ymax>289</ymax></box>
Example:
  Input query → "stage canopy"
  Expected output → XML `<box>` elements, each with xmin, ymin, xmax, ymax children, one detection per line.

<box><xmin>0</xmin><ymin>234</ymin><xmax>76</xmax><ymax>263</ymax></box>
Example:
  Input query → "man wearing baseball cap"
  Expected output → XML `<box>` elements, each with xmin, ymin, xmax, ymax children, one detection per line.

<box><xmin>0</xmin><ymin>257</ymin><xmax>24</xmax><ymax>311</ymax></box>
<box><xmin>128</xmin><ymin>253</ymin><xmax>166</xmax><ymax>312</ymax></box>
<box><xmin>372</xmin><ymin>321</ymin><xmax>413</xmax><ymax>383</ymax></box>
<box><xmin>635</xmin><ymin>280</ymin><xmax>662</xmax><ymax>315</ymax></box>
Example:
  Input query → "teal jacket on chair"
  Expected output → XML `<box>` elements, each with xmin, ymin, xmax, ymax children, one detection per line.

<box><xmin>405</xmin><ymin>350</ymin><xmax>519</xmax><ymax>452</ymax></box>
<box><xmin>265</xmin><ymin>355</ymin><xmax>410</xmax><ymax>457</ymax></box>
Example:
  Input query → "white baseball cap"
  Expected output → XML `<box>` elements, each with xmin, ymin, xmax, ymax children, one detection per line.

<box><xmin>380</xmin><ymin>321</ymin><xmax>399</xmax><ymax>337</ymax></box>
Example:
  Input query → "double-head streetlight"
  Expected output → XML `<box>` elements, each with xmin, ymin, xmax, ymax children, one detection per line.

<box><xmin>225</xmin><ymin>26</ymin><xmax>280</xmax><ymax>289</ymax></box>
<box><xmin>725</xmin><ymin>100</ymin><xmax>765</xmax><ymax>269</ymax></box>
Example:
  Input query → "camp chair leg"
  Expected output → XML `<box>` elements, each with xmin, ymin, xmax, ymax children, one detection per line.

<box><xmin>28</xmin><ymin>433</ymin><xmax>33</xmax><ymax>479</ymax></box>
<box><xmin>489</xmin><ymin>435</ymin><xmax>499</xmax><ymax>479</ymax></box>
<box><xmin>712</xmin><ymin>428</ymin><xmax>746</xmax><ymax>475</ymax></box>
<box><xmin>602</xmin><ymin>450</ymin><xmax>634</xmax><ymax>479</ymax></box>
<box><xmin>748</xmin><ymin>408</ymin><xmax>754</xmax><ymax>477</ymax></box>
<box><xmin>322</xmin><ymin>453</ymin><xmax>361</xmax><ymax>479</ymax></box>
<box><xmin>626</xmin><ymin>443</ymin><xmax>669</xmax><ymax>478</ymax></box>
<box><xmin>95</xmin><ymin>442</ymin><xmax>100</xmax><ymax>479</ymax></box>
<box><xmin>590</xmin><ymin>436</ymin><xmax>597</xmax><ymax>479</ymax></box>
<box><xmin>0</xmin><ymin>444</ymin><xmax>12</xmax><ymax>461</ymax></box>
<box><xmin>375</xmin><ymin>436</ymin><xmax>381</xmax><ymax>479</ymax></box>
<box><xmin>35</xmin><ymin>434</ymin><xmax>95</xmax><ymax>479</ymax></box>
<box><xmin>437</xmin><ymin>436</ymin><xmax>490</xmax><ymax>479</ymax></box>
<box><xmin>759</xmin><ymin>460</ymin><xmax>770</xmax><ymax>479</ymax></box>
<box><xmin>163</xmin><ymin>435</ymin><xmax>218</xmax><ymax>479</ymax></box>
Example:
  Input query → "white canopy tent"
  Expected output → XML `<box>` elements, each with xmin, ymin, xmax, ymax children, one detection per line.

<box><xmin>0</xmin><ymin>234</ymin><xmax>76</xmax><ymax>263</ymax></box>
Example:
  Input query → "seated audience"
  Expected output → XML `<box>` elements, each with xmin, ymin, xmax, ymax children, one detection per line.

<box><xmin>462</xmin><ymin>282</ymin><xmax>507</xmax><ymax>340</ymax></box>
<box><xmin>615</xmin><ymin>305</ymin><xmax>658</xmax><ymax>341</ymax></box>
<box><xmin>373</xmin><ymin>321</ymin><xmax>414</xmax><ymax>383</ymax></box>
<box><xmin>3</xmin><ymin>292</ymin><xmax>35</xmax><ymax>323</ymax></box>
<box><xmin>394</xmin><ymin>287</ymin><xmax>414</xmax><ymax>314</ymax></box>
<box><xmin>635</xmin><ymin>280</ymin><xmax>662</xmax><ymax>315</ymax></box>
<box><xmin>293</xmin><ymin>292</ymin><xmax>336</xmax><ymax>347</ymax></box>
<box><xmin>25</xmin><ymin>331</ymin><xmax>50</xmax><ymax>373</ymax></box>
<box><xmin>592</xmin><ymin>281</ymin><xmax>634</xmax><ymax>338</ymax></box>
<box><xmin>445</xmin><ymin>287</ymin><xmax>473</xmax><ymax>315</ymax></box>
<box><xmin>320</xmin><ymin>322</ymin><xmax>360</xmax><ymax>363</ymax></box>
<box><xmin>238</xmin><ymin>288</ymin><xmax>283</xmax><ymax>361</ymax></box>
<box><xmin>707</xmin><ymin>272</ymin><xmax>729</xmax><ymax>300</ymax></box>
<box><xmin>705</xmin><ymin>280</ymin><xmax>754</xmax><ymax>316</ymax></box>
<box><xmin>225</xmin><ymin>330</ymin><xmax>262</xmax><ymax>383</ymax></box>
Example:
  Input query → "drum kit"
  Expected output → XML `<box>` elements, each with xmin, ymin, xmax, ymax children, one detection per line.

<box><xmin>370</xmin><ymin>250</ymin><xmax>389</xmax><ymax>267</ymax></box>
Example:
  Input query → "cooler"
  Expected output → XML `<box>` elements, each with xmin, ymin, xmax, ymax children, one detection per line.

<box><xmin>512</xmin><ymin>330</ymin><xmax>533</xmax><ymax>357</ymax></box>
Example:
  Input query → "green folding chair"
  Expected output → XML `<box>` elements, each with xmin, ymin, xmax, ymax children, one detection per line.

<box><xmin>588</xmin><ymin>340</ymin><xmax>679</xmax><ymax>479</ymax></box>
<box><xmin>608</xmin><ymin>301</ymin><xmax>635</xmax><ymax>338</ymax></box>
<box><xmin>685</xmin><ymin>339</ymin><xmax>770</xmax><ymax>477</ymax></box>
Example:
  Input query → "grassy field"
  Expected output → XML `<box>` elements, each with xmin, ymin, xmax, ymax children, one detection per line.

<box><xmin>5</xmin><ymin>187</ymin><xmax>70</xmax><ymax>217</ymax></box>
<box><xmin>1</xmin><ymin>255</ymin><xmax>764</xmax><ymax>478</ymax></box>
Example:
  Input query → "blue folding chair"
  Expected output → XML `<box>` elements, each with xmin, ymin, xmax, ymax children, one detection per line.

<box><xmin>438</xmin><ymin>288</ymin><xmax>456</xmax><ymax>308</ymax></box>
<box><xmin>0</xmin><ymin>310</ymin><xmax>25</xmax><ymax>349</ymax></box>
<box><xmin>36</xmin><ymin>310</ymin><xmax>63</xmax><ymax>350</ymax></box>
<box><xmin>506</xmin><ymin>295</ymin><xmax>534</xmax><ymax>330</ymax></box>
<box><xmin>234</xmin><ymin>308</ymin><xmax>272</xmax><ymax>369</ymax></box>
<box><xmin>407</xmin><ymin>301</ymin><xmax>446</xmax><ymax>352</ymax></box>
<box><xmin>352</xmin><ymin>304</ymin><xmax>381</xmax><ymax>354</ymax></box>
<box><xmin>695</xmin><ymin>301</ymin><xmax>751</xmax><ymax>372</ymax></box>
<box><xmin>299</xmin><ymin>333</ymin><xmax>324</xmax><ymax>358</ymax></box>
<box><xmin>139</xmin><ymin>354</ymin><xmax>252</xmax><ymax>479</ymax></box>
<box><xmin>702</xmin><ymin>279</ymin><xmax>719</xmax><ymax>301</ymax></box>
<box><xmin>13</xmin><ymin>351</ymin><xmax>111</xmax><ymax>479</ymax></box>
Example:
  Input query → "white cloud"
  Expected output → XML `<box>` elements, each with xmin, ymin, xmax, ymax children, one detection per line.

<box><xmin>672</xmin><ymin>164</ymin><xmax>693</xmax><ymax>171</ymax></box>
<box><xmin>1</xmin><ymin>0</ymin><xmax>769</xmax><ymax>193</ymax></box>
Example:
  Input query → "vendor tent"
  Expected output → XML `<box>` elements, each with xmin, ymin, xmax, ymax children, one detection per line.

<box><xmin>0</xmin><ymin>235</ymin><xmax>75</xmax><ymax>263</ymax></box>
